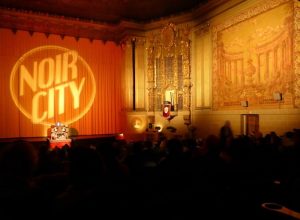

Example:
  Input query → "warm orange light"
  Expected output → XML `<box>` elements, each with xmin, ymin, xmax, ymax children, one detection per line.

<box><xmin>116</xmin><ymin>133</ymin><xmax>125</xmax><ymax>140</ymax></box>
<box><xmin>132</xmin><ymin>117</ymin><xmax>142</xmax><ymax>129</ymax></box>
<box><xmin>10</xmin><ymin>45</ymin><xmax>96</xmax><ymax>125</ymax></box>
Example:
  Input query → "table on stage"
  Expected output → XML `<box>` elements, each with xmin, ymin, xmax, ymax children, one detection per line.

<box><xmin>49</xmin><ymin>139</ymin><xmax>72</xmax><ymax>150</ymax></box>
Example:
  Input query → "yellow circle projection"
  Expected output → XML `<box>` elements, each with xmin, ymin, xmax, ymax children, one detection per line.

<box><xmin>10</xmin><ymin>45</ymin><xmax>96</xmax><ymax>125</ymax></box>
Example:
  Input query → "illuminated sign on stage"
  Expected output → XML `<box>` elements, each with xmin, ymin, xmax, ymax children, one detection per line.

<box><xmin>10</xmin><ymin>45</ymin><xmax>96</xmax><ymax>125</ymax></box>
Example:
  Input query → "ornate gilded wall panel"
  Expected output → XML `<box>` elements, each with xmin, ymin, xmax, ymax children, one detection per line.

<box><xmin>146</xmin><ymin>23</ymin><xmax>192</xmax><ymax>113</ymax></box>
<box><xmin>134</xmin><ymin>37</ymin><xmax>147</xmax><ymax>110</ymax></box>
<box><xmin>294</xmin><ymin>0</ymin><xmax>300</xmax><ymax>107</ymax></box>
<box><xmin>212</xmin><ymin>0</ymin><xmax>296</xmax><ymax>110</ymax></box>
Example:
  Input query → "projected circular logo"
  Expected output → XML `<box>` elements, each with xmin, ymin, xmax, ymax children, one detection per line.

<box><xmin>10</xmin><ymin>45</ymin><xmax>96</xmax><ymax>125</ymax></box>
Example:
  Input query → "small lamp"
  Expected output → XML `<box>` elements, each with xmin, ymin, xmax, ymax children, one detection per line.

<box><xmin>273</xmin><ymin>92</ymin><xmax>282</xmax><ymax>101</ymax></box>
<box><xmin>241</xmin><ymin>101</ymin><xmax>248</xmax><ymax>107</ymax></box>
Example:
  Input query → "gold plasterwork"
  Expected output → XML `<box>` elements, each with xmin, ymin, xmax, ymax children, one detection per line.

<box><xmin>146</xmin><ymin>23</ymin><xmax>192</xmax><ymax>113</ymax></box>
<box><xmin>294</xmin><ymin>0</ymin><xmax>300</xmax><ymax>107</ymax></box>
<box><xmin>212</xmin><ymin>0</ymin><xmax>296</xmax><ymax>110</ymax></box>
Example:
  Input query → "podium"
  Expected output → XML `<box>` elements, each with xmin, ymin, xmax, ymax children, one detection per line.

<box><xmin>241</xmin><ymin>114</ymin><xmax>259</xmax><ymax>136</ymax></box>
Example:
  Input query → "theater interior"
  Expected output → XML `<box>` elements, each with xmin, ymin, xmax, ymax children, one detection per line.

<box><xmin>0</xmin><ymin>0</ymin><xmax>300</xmax><ymax>219</ymax></box>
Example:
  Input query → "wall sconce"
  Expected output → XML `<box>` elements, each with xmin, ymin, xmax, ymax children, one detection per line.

<box><xmin>132</xmin><ymin>117</ymin><xmax>142</xmax><ymax>129</ymax></box>
<box><xmin>154</xmin><ymin>126</ymin><xmax>162</xmax><ymax>132</ymax></box>
<box><xmin>241</xmin><ymin>101</ymin><xmax>248</xmax><ymax>107</ymax></box>
<box><xmin>116</xmin><ymin>133</ymin><xmax>125</xmax><ymax>140</ymax></box>
<box><xmin>273</xmin><ymin>92</ymin><xmax>282</xmax><ymax>101</ymax></box>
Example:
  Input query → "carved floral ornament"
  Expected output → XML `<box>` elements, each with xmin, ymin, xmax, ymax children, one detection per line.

<box><xmin>294</xmin><ymin>0</ymin><xmax>300</xmax><ymax>107</ymax></box>
<box><xmin>146</xmin><ymin>23</ymin><xmax>192</xmax><ymax>119</ymax></box>
<box><xmin>161</xmin><ymin>23</ymin><xmax>176</xmax><ymax>50</ymax></box>
<box><xmin>212</xmin><ymin>0</ymin><xmax>298</xmax><ymax>110</ymax></box>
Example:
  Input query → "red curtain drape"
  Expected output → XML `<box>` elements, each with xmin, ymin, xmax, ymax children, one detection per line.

<box><xmin>0</xmin><ymin>28</ymin><xmax>124</xmax><ymax>138</ymax></box>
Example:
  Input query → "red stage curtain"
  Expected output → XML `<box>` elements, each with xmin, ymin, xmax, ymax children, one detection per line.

<box><xmin>0</xmin><ymin>28</ymin><xmax>124</xmax><ymax>138</ymax></box>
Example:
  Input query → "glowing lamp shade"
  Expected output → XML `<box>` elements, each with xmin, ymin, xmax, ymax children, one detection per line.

<box><xmin>273</xmin><ymin>92</ymin><xmax>282</xmax><ymax>101</ymax></box>
<box><xmin>55</xmin><ymin>122</ymin><xmax>61</xmax><ymax>126</ymax></box>
<box><xmin>132</xmin><ymin>117</ymin><xmax>142</xmax><ymax>129</ymax></box>
<box><xmin>116</xmin><ymin>133</ymin><xmax>125</xmax><ymax>140</ymax></box>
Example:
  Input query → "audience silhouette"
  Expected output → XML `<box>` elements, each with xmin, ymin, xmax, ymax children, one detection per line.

<box><xmin>0</xmin><ymin>127</ymin><xmax>299</xmax><ymax>219</ymax></box>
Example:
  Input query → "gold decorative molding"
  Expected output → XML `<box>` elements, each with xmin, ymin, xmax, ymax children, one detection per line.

<box><xmin>120</xmin><ymin>36</ymin><xmax>146</xmax><ymax>47</ymax></box>
<box><xmin>0</xmin><ymin>0</ymin><xmax>245</xmax><ymax>43</ymax></box>
<box><xmin>146</xmin><ymin>23</ymin><xmax>192</xmax><ymax>115</ymax></box>
<box><xmin>212</xmin><ymin>0</ymin><xmax>295</xmax><ymax>110</ymax></box>
<box><xmin>213</xmin><ymin>0</ymin><xmax>290</xmax><ymax>33</ymax></box>
<box><xmin>0</xmin><ymin>8</ymin><xmax>144</xmax><ymax>43</ymax></box>
<box><xmin>293</xmin><ymin>0</ymin><xmax>300</xmax><ymax>107</ymax></box>
<box><xmin>194</xmin><ymin>22</ymin><xmax>210</xmax><ymax>36</ymax></box>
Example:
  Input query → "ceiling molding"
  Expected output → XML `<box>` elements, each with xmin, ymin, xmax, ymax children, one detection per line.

<box><xmin>0</xmin><ymin>1</ymin><xmax>239</xmax><ymax>43</ymax></box>
<box><xmin>0</xmin><ymin>7</ymin><xmax>145</xmax><ymax>43</ymax></box>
